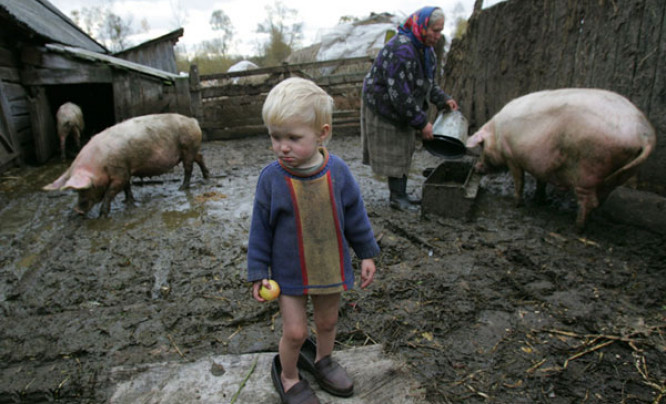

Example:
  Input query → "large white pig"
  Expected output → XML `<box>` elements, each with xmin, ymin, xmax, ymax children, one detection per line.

<box><xmin>465</xmin><ymin>88</ymin><xmax>656</xmax><ymax>231</ymax></box>
<box><xmin>56</xmin><ymin>102</ymin><xmax>84</xmax><ymax>161</ymax></box>
<box><xmin>43</xmin><ymin>113</ymin><xmax>210</xmax><ymax>217</ymax></box>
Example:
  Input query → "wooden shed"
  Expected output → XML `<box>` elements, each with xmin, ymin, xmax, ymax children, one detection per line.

<box><xmin>113</xmin><ymin>28</ymin><xmax>184</xmax><ymax>74</ymax></box>
<box><xmin>0</xmin><ymin>0</ymin><xmax>190</xmax><ymax>172</ymax></box>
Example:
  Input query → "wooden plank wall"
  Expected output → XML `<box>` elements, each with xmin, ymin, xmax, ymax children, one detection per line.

<box><xmin>190</xmin><ymin>57</ymin><xmax>373</xmax><ymax>140</ymax></box>
<box><xmin>0</xmin><ymin>36</ymin><xmax>29</xmax><ymax>169</ymax></box>
<box><xmin>0</xmin><ymin>79</ymin><xmax>20</xmax><ymax>168</ymax></box>
<box><xmin>444</xmin><ymin>0</ymin><xmax>666</xmax><ymax>194</ymax></box>
<box><xmin>112</xmin><ymin>72</ymin><xmax>191</xmax><ymax>123</ymax></box>
<box><xmin>115</xmin><ymin>41</ymin><xmax>179</xmax><ymax>74</ymax></box>
<box><xmin>27</xmin><ymin>86</ymin><xmax>55</xmax><ymax>164</ymax></box>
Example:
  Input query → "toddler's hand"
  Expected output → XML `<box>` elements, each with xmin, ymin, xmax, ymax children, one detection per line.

<box><xmin>252</xmin><ymin>280</ymin><xmax>268</xmax><ymax>302</ymax></box>
<box><xmin>360</xmin><ymin>259</ymin><xmax>376</xmax><ymax>289</ymax></box>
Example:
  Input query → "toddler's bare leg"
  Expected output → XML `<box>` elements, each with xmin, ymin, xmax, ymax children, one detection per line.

<box><xmin>278</xmin><ymin>295</ymin><xmax>308</xmax><ymax>392</ymax></box>
<box><xmin>312</xmin><ymin>293</ymin><xmax>341</xmax><ymax>360</ymax></box>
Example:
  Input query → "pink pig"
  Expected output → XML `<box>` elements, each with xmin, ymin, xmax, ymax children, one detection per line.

<box><xmin>43</xmin><ymin>113</ymin><xmax>210</xmax><ymax>217</ymax></box>
<box><xmin>466</xmin><ymin>88</ymin><xmax>656</xmax><ymax>231</ymax></box>
<box><xmin>56</xmin><ymin>102</ymin><xmax>84</xmax><ymax>162</ymax></box>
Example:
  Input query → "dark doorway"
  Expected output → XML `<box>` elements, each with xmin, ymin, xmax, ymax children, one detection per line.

<box><xmin>46</xmin><ymin>83</ymin><xmax>115</xmax><ymax>159</ymax></box>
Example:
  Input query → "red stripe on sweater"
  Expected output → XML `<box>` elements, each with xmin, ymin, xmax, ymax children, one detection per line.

<box><xmin>285</xmin><ymin>176</ymin><xmax>308</xmax><ymax>293</ymax></box>
<box><xmin>326</xmin><ymin>173</ymin><xmax>347</xmax><ymax>290</ymax></box>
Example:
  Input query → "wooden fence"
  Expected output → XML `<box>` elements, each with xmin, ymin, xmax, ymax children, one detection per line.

<box><xmin>189</xmin><ymin>56</ymin><xmax>373</xmax><ymax>140</ymax></box>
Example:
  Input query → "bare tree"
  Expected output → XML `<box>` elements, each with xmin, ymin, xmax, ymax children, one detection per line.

<box><xmin>102</xmin><ymin>12</ymin><xmax>133</xmax><ymax>51</ymax></box>
<box><xmin>70</xmin><ymin>5</ymin><xmax>141</xmax><ymax>51</ymax></box>
<box><xmin>70</xmin><ymin>7</ymin><xmax>104</xmax><ymax>39</ymax></box>
<box><xmin>451</xmin><ymin>1</ymin><xmax>468</xmax><ymax>40</ymax></box>
<box><xmin>205</xmin><ymin>9</ymin><xmax>234</xmax><ymax>56</ymax></box>
<box><xmin>170</xmin><ymin>0</ymin><xmax>189</xmax><ymax>29</ymax></box>
<box><xmin>256</xmin><ymin>1</ymin><xmax>303</xmax><ymax>65</ymax></box>
<box><xmin>338</xmin><ymin>15</ymin><xmax>360</xmax><ymax>24</ymax></box>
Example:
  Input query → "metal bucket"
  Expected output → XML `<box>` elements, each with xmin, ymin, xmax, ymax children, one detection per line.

<box><xmin>424</xmin><ymin>110</ymin><xmax>469</xmax><ymax>158</ymax></box>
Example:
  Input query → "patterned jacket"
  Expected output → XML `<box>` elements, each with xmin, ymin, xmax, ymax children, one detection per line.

<box><xmin>362</xmin><ymin>33</ymin><xmax>452</xmax><ymax>130</ymax></box>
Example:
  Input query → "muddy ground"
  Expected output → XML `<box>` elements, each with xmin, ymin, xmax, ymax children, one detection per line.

<box><xmin>0</xmin><ymin>133</ymin><xmax>664</xmax><ymax>403</ymax></box>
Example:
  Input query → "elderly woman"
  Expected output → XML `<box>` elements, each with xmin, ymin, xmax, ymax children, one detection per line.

<box><xmin>362</xmin><ymin>6</ymin><xmax>458</xmax><ymax>211</ymax></box>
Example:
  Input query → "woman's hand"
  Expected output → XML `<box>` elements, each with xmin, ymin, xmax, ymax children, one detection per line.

<box><xmin>446</xmin><ymin>99</ymin><xmax>459</xmax><ymax>111</ymax></box>
<box><xmin>421</xmin><ymin>122</ymin><xmax>434</xmax><ymax>141</ymax></box>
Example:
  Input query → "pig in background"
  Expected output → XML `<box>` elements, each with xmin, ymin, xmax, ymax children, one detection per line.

<box><xmin>56</xmin><ymin>102</ymin><xmax>84</xmax><ymax>162</ymax></box>
<box><xmin>43</xmin><ymin>113</ymin><xmax>210</xmax><ymax>217</ymax></box>
<box><xmin>465</xmin><ymin>88</ymin><xmax>656</xmax><ymax>232</ymax></box>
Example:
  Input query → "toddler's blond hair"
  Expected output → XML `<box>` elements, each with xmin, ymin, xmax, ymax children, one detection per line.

<box><xmin>262</xmin><ymin>77</ymin><xmax>334</xmax><ymax>139</ymax></box>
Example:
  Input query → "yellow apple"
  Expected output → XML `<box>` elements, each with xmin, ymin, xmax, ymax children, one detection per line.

<box><xmin>259</xmin><ymin>280</ymin><xmax>280</xmax><ymax>301</ymax></box>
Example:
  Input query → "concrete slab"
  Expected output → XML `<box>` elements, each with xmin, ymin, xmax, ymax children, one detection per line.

<box><xmin>108</xmin><ymin>344</ymin><xmax>427</xmax><ymax>403</ymax></box>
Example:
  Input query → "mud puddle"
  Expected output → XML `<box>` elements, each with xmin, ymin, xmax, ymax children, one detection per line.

<box><xmin>1</xmin><ymin>134</ymin><xmax>664</xmax><ymax>403</ymax></box>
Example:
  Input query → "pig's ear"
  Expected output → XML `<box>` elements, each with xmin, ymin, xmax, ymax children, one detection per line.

<box><xmin>43</xmin><ymin>181</ymin><xmax>62</xmax><ymax>191</ymax></box>
<box><xmin>43</xmin><ymin>174</ymin><xmax>69</xmax><ymax>191</ymax></box>
<box><xmin>63</xmin><ymin>173</ymin><xmax>93</xmax><ymax>190</ymax></box>
<box><xmin>466</xmin><ymin>132</ymin><xmax>484</xmax><ymax>156</ymax></box>
<box><xmin>466</xmin><ymin>132</ymin><xmax>484</xmax><ymax>148</ymax></box>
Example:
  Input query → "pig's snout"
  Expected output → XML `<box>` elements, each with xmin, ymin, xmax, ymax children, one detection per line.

<box><xmin>472</xmin><ymin>160</ymin><xmax>487</xmax><ymax>174</ymax></box>
<box><xmin>466</xmin><ymin>145</ymin><xmax>482</xmax><ymax>157</ymax></box>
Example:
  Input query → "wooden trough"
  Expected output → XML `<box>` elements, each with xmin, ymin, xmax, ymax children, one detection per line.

<box><xmin>421</xmin><ymin>157</ymin><xmax>481</xmax><ymax>220</ymax></box>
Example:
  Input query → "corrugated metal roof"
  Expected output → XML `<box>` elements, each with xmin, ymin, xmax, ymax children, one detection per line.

<box><xmin>0</xmin><ymin>0</ymin><xmax>107</xmax><ymax>53</ymax></box>
<box><xmin>46</xmin><ymin>44</ymin><xmax>184</xmax><ymax>82</ymax></box>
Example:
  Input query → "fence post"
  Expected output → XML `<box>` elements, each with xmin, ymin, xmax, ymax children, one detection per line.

<box><xmin>189</xmin><ymin>64</ymin><xmax>204</xmax><ymax>138</ymax></box>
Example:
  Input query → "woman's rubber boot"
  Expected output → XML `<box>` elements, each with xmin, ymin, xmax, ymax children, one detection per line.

<box><xmin>403</xmin><ymin>175</ymin><xmax>422</xmax><ymax>205</ymax></box>
<box><xmin>388</xmin><ymin>176</ymin><xmax>419</xmax><ymax>212</ymax></box>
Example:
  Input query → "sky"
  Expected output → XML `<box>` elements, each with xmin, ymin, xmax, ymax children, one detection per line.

<box><xmin>49</xmin><ymin>0</ymin><xmax>506</xmax><ymax>56</ymax></box>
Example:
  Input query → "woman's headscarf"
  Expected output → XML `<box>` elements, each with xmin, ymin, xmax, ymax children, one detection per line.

<box><xmin>397</xmin><ymin>6</ymin><xmax>441</xmax><ymax>79</ymax></box>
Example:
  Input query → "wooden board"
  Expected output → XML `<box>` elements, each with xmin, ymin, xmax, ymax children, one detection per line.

<box><xmin>0</xmin><ymin>78</ymin><xmax>21</xmax><ymax>167</ymax></box>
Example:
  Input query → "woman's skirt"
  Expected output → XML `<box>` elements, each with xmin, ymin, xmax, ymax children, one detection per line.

<box><xmin>361</xmin><ymin>103</ymin><xmax>416</xmax><ymax>178</ymax></box>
